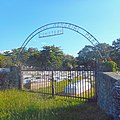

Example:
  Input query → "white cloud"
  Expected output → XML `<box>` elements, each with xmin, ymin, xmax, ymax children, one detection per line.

<box><xmin>0</xmin><ymin>50</ymin><xmax>12</xmax><ymax>54</ymax></box>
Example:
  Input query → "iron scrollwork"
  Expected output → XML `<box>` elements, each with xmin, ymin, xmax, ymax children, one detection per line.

<box><xmin>20</xmin><ymin>22</ymin><xmax>103</xmax><ymax>59</ymax></box>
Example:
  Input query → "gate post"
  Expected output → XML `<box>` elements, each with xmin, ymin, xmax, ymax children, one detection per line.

<box><xmin>18</xmin><ymin>65</ymin><xmax>23</xmax><ymax>89</ymax></box>
<box><xmin>52</xmin><ymin>71</ymin><xmax>55</xmax><ymax>97</ymax></box>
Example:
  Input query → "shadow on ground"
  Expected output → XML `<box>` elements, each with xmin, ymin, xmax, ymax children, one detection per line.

<box><xmin>8</xmin><ymin>100</ymin><xmax>112</xmax><ymax>120</ymax></box>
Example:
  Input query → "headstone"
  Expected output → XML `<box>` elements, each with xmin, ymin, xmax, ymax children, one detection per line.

<box><xmin>64</xmin><ymin>80</ymin><xmax>91</xmax><ymax>95</ymax></box>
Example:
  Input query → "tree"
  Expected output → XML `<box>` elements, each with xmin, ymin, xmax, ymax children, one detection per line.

<box><xmin>3</xmin><ymin>48</ymin><xmax>30</xmax><ymax>66</ymax></box>
<box><xmin>95</xmin><ymin>43</ymin><xmax>113</xmax><ymax>60</ymax></box>
<box><xmin>10</xmin><ymin>48</ymin><xmax>22</xmax><ymax>65</ymax></box>
<box><xmin>26</xmin><ymin>52</ymin><xmax>41</xmax><ymax>67</ymax></box>
<box><xmin>112</xmin><ymin>38</ymin><xmax>120</xmax><ymax>50</ymax></box>
<box><xmin>39</xmin><ymin>45</ymin><xmax>64</xmax><ymax>70</ymax></box>
<box><xmin>110</xmin><ymin>38</ymin><xmax>120</xmax><ymax>67</ymax></box>
<box><xmin>0</xmin><ymin>54</ymin><xmax>5</xmax><ymax>67</ymax></box>
<box><xmin>77</xmin><ymin>45</ymin><xmax>96</xmax><ymax>66</ymax></box>
<box><xmin>10</xmin><ymin>48</ymin><xmax>36</xmax><ymax>65</ymax></box>
<box><xmin>4</xmin><ymin>56</ymin><xmax>14</xmax><ymax>67</ymax></box>
<box><xmin>62</xmin><ymin>54</ymin><xmax>77</xmax><ymax>70</ymax></box>
<box><xmin>3</xmin><ymin>51</ymin><xmax>15</xmax><ymax>67</ymax></box>
<box><xmin>77</xmin><ymin>43</ymin><xmax>113</xmax><ymax>66</ymax></box>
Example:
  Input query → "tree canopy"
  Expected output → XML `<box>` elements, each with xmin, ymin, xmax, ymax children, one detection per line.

<box><xmin>0</xmin><ymin>38</ymin><xmax>120</xmax><ymax>69</ymax></box>
<box><xmin>110</xmin><ymin>38</ymin><xmax>120</xmax><ymax>66</ymax></box>
<box><xmin>0</xmin><ymin>54</ymin><xmax>5</xmax><ymax>67</ymax></box>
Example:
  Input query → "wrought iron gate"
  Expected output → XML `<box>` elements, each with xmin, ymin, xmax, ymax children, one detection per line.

<box><xmin>18</xmin><ymin>22</ymin><xmax>101</xmax><ymax>101</ymax></box>
<box><xmin>20</xmin><ymin>64</ymin><xmax>96</xmax><ymax>100</ymax></box>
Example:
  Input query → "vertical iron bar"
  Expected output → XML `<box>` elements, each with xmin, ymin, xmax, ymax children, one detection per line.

<box><xmin>82</xmin><ymin>65</ymin><xmax>85</xmax><ymax>101</ymax></box>
<box><xmin>44</xmin><ymin>71</ymin><xmax>45</xmax><ymax>94</ymax></box>
<box><xmin>52</xmin><ymin>71</ymin><xmax>55</xmax><ymax>97</ymax></box>
<box><xmin>84</xmin><ymin>70</ymin><xmax>88</xmax><ymax>98</ymax></box>
<box><xmin>79</xmin><ymin>70</ymin><xmax>81</xmax><ymax>101</ymax></box>
<box><xmin>59</xmin><ymin>71</ymin><xmax>61</xmax><ymax>95</ymax></box>
<box><xmin>87</xmin><ymin>70</ymin><xmax>91</xmax><ymax>99</ymax></box>
<box><xmin>94</xmin><ymin>61</ymin><xmax>97</xmax><ymax>101</ymax></box>
<box><xmin>64</xmin><ymin>70</ymin><xmax>66</xmax><ymax>98</ymax></box>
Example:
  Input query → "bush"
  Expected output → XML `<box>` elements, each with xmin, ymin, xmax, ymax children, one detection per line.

<box><xmin>98</xmin><ymin>60</ymin><xmax>118</xmax><ymax>72</ymax></box>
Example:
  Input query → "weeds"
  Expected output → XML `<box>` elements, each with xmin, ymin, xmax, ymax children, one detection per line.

<box><xmin>0</xmin><ymin>89</ymin><xmax>111</xmax><ymax>120</ymax></box>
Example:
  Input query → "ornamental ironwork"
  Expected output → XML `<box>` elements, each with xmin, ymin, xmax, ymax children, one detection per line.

<box><xmin>20</xmin><ymin>22</ymin><xmax>103</xmax><ymax>58</ymax></box>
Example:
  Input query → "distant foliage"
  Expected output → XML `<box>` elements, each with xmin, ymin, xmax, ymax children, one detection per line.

<box><xmin>1</xmin><ymin>38</ymin><xmax>120</xmax><ymax>69</ymax></box>
<box><xmin>0</xmin><ymin>54</ymin><xmax>5</xmax><ymax>67</ymax></box>
<box><xmin>77</xmin><ymin>43</ymin><xmax>113</xmax><ymax>66</ymax></box>
<box><xmin>110</xmin><ymin>38</ymin><xmax>120</xmax><ymax>67</ymax></box>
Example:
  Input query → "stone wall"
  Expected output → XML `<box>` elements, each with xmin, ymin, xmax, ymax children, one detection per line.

<box><xmin>0</xmin><ymin>67</ymin><xmax>20</xmax><ymax>90</ymax></box>
<box><xmin>96</xmin><ymin>72</ymin><xmax>120</xmax><ymax>119</ymax></box>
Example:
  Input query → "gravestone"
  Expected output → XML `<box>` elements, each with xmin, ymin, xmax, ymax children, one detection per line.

<box><xmin>64</xmin><ymin>80</ymin><xmax>91</xmax><ymax>95</ymax></box>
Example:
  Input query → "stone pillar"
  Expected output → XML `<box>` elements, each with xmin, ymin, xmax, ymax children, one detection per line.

<box><xmin>112</xmin><ymin>80</ymin><xmax>120</xmax><ymax>120</ymax></box>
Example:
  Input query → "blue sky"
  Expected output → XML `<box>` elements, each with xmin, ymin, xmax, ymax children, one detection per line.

<box><xmin>0</xmin><ymin>0</ymin><xmax>120</xmax><ymax>56</ymax></box>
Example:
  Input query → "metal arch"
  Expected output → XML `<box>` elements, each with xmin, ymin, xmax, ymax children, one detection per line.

<box><xmin>20</xmin><ymin>22</ymin><xmax>103</xmax><ymax>58</ymax></box>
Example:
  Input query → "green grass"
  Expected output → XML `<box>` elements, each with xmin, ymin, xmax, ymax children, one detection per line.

<box><xmin>0</xmin><ymin>89</ymin><xmax>111</xmax><ymax>120</ymax></box>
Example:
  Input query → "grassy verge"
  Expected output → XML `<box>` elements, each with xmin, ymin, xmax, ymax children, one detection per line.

<box><xmin>0</xmin><ymin>89</ymin><xmax>111</xmax><ymax>120</ymax></box>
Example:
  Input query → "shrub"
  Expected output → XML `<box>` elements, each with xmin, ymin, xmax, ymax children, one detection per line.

<box><xmin>98</xmin><ymin>60</ymin><xmax>118</xmax><ymax>72</ymax></box>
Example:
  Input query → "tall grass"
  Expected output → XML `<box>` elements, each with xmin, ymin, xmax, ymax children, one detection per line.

<box><xmin>0</xmin><ymin>89</ymin><xmax>111</xmax><ymax>120</ymax></box>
